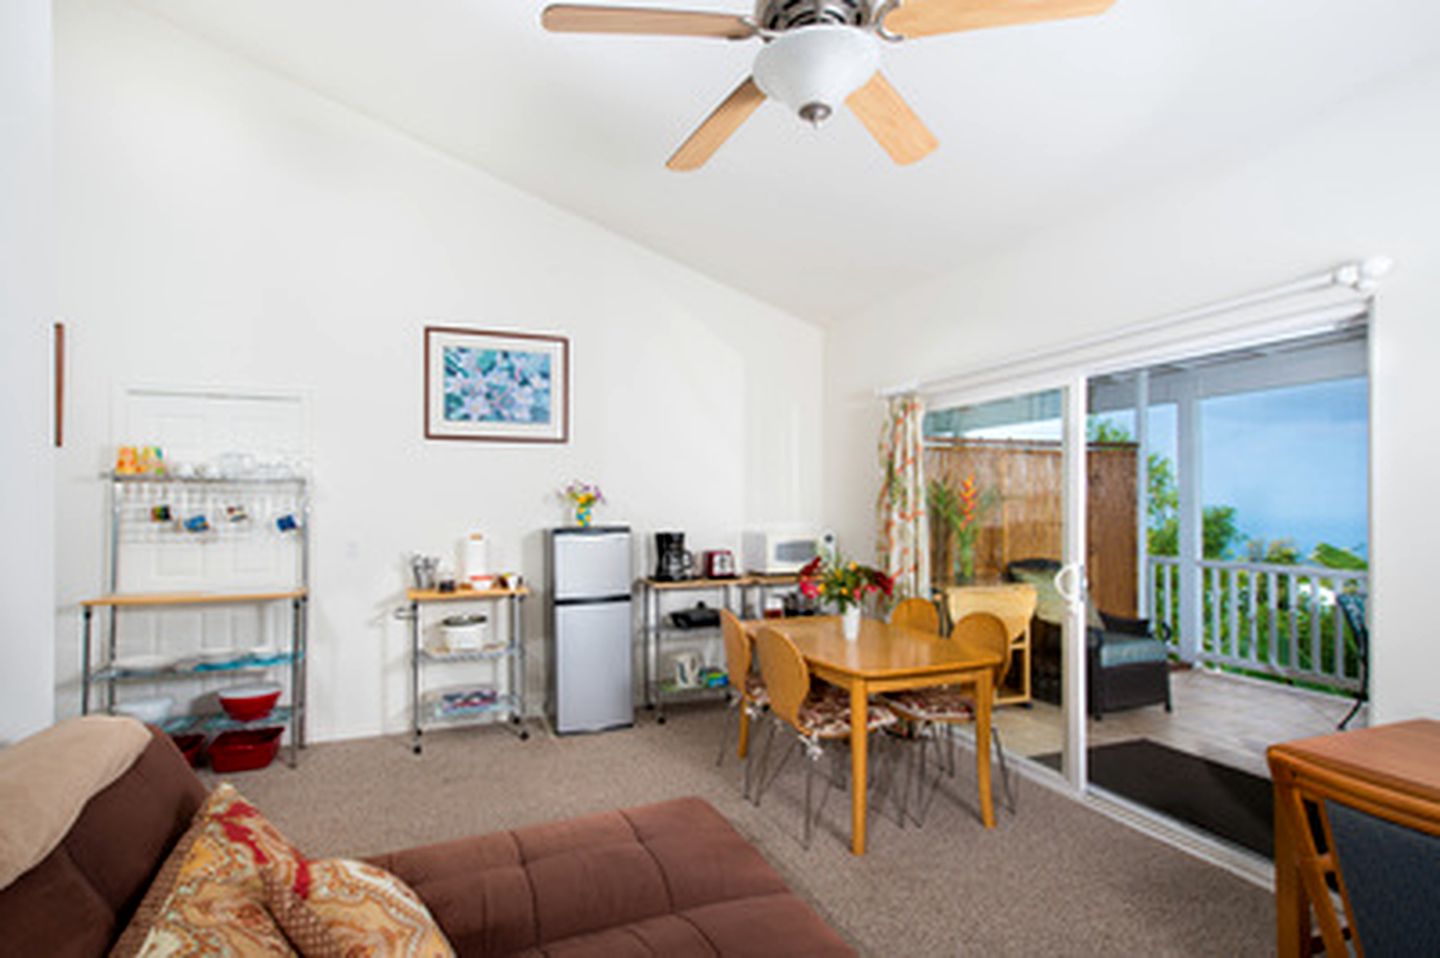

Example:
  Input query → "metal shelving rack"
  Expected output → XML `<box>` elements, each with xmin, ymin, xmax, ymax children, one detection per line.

<box><xmin>402</xmin><ymin>586</ymin><xmax>531</xmax><ymax>754</ymax></box>
<box><xmin>80</xmin><ymin>473</ymin><xmax>310</xmax><ymax>767</ymax></box>
<box><xmin>640</xmin><ymin>574</ymin><xmax>800</xmax><ymax>723</ymax></box>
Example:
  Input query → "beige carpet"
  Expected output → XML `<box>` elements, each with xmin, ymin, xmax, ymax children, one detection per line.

<box><xmin>210</xmin><ymin>705</ymin><xmax>1273</xmax><ymax>956</ymax></box>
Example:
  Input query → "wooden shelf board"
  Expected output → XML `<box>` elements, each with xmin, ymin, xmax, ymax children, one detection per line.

<box><xmin>83</xmin><ymin>589</ymin><xmax>308</xmax><ymax>608</ymax></box>
<box><xmin>641</xmin><ymin>574</ymin><xmax>799</xmax><ymax>590</ymax></box>
<box><xmin>408</xmin><ymin>585</ymin><xmax>530</xmax><ymax>602</ymax></box>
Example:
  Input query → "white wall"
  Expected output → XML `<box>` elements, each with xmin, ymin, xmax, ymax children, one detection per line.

<box><xmin>0</xmin><ymin>0</ymin><xmax>57</xmax><ymax>744</ymax></box>
<box><xmin>826</xmin><ymin>61</ymin><xmax>1440</xmax><ymax>724</ymax></box>
<box><xmin>54</xmin><ymin>0</ymin><xmax>823</xmax><ymax>741</ymax></box>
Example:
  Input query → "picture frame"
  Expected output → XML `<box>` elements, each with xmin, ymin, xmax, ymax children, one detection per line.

<box><xmin>424</xmin><ymin>326</ymin><xmax>570</xmax><ymax>443</ymax></box>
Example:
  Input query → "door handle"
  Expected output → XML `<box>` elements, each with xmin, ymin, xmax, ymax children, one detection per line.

<box><xmin>1054</xmin><ymin>564</ymin><xmax>1087</xmax><ymax>605</ymax></box>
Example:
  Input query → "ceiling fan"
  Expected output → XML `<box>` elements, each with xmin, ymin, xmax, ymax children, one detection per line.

<box><xmin>541</xmin><ymin>0</ymin><xmax>1116</xmax><ymax>170</ymax></box>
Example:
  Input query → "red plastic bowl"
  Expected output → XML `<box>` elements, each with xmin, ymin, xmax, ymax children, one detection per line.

<box><xmin>218</xmin><ymin>683</ymin><xmax>282</xmax><ymax>722</ymax></box>
<box><xmin>170</xmin><ymin>732</ymin><xmax>206</xmax><ymax>768</ymax></box>
<box><xmin>207</xmin><ymin>727</ymin><xmax>283</xmax><ymax>773</ymax></box>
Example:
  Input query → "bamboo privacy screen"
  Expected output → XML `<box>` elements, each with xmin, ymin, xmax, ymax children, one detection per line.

<box><xmin>925</xmin><ymin>438</ymin><xmax>1139</xmax><ymax>617</ymax></box>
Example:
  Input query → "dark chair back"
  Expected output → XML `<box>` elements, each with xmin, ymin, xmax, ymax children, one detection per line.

<box><xmin>1327</xmin><ymin>799</ymin><xmax>1440</xmax><ymax>955</ymax></box>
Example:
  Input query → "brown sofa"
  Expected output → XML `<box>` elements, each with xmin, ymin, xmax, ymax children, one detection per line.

<box><xmin>0</xmin><ymin>728</ymin><xmax>853</xmax><ymax>957</ymax></box>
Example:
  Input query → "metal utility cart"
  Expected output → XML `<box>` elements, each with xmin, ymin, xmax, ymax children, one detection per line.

<box><xmin>80</xmin><ymin>472</ymin><xmax>310</xmax><ymax>767</ymax></box>
<box><xmin>403</xmin><ymin>585</ymin><xmax>531</xmax><ymax>753</ymax></box>
<box><xmin>640</xmin><ymin>573</ymin><xmax>799</xmax><ymax>723</ymax></box>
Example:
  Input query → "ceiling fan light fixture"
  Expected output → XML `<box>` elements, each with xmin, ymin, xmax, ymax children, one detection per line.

<box><xmin>753</xmin><ymin>25</ymin><xmax>878</xmax><ymax>126</ymax></box>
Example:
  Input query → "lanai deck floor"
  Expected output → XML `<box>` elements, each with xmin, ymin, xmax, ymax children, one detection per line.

<box><xmin>995</xmin><ymin>666</ymin><xmax>1366</xmax><ymax>780</ymax></box>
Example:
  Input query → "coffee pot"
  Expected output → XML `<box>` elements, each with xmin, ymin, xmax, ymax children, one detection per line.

<box><xmin>654</xmin><ymin>531</ymin><xmax>693</xmax><ymax>581</ymax></box>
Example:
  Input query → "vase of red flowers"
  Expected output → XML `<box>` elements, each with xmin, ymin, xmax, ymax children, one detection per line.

<box><xmin>798</xmin><ymin>553</ymin><xmax>894</xmax><ymax>641</ymax></box>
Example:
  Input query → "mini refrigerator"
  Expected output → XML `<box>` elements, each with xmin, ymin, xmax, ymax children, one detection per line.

<box><xmin>549</xmin><ymin>526</ymin><xmax>633</xmax><ymax>733</ymax></box>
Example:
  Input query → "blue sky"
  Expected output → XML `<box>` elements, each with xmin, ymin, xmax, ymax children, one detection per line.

<box><xmin>1171</xmin><ymin>377</ymin><xmax>1368</xmax><ymax>556</ymax></box>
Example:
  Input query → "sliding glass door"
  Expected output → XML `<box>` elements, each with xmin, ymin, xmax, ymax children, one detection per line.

<box><xmin>1082</xmin><ymin>328</ymin><xmax>1370</xmax><ymax>856</ymax></box>
<box><xmin>923</xmin><ymin>383</ymin><xmax>1088</xmax><ymax>783</ymax></box>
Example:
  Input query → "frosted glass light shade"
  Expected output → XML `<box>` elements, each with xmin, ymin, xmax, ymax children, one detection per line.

<box><xmin>753</xmin><ymin>26</ymin><xmax>879</xmax><ymax>124</ymax></box>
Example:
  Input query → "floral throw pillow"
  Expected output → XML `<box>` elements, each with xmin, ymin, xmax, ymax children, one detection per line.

<box><xmin>118</xmin><ymin>783</ymin><xmax>307</xmax><ymax>957</ymax></box>
<box><xmin>260</xmin><ymin>857</ymin><xmax>454</xmax><ymax>958</ymax></box>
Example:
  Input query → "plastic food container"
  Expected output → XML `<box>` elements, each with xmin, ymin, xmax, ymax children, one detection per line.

<box><xmin>170</xmin><ymin>732</ymin><xmax>206</xmax><ymax>767</ymax></box>
<box><xmin>218</xmin><ymin>683</ymin><xmax>282</xmax><ymax>721</ymax></box>
<box><xmin>114</xmin><ymin>696</ymin><xmax>174</xmax><ymax>724</ymax></box>
<box><xmin>207</xmin><ymin>727</ymin><xmax>283</xmax><ymax>772</ymax></box>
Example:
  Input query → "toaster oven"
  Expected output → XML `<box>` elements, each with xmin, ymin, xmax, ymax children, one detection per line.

<box><xmin>741</xmin><ymin>528</ymin><xmax>837</xmax><ymax>574</ymax></box>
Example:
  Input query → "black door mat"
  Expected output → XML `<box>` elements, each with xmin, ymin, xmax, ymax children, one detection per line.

<box><xmin>1034</xmin><ymin>739</ymin><xmax>1273</xmax><ymax>858</ymax></box>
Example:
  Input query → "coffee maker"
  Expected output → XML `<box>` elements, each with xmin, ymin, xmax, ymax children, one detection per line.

<box><xmin>653</xmin><ymin>531</ymin><xmax>693</xmax><ymax>581</ymax></box>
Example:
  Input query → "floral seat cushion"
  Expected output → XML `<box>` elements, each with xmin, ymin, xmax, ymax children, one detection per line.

<box><xmin>882</xmin><ymin>686</ymin><xmax>977</xmax><ymax>723</ymax></box>
<box><xmin>798</xmin><ymin>687</ymin><xmax>897</xmax><ymax>739</ymax></box>
<box><xmin>744</xmin><ymin>674</ymin><xmax>769</xmax><ymax>708</ymax></box>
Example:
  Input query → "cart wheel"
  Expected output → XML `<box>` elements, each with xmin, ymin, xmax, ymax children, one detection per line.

<box><xmin>657</xmin><ymin>714</ymin><xmax>667</xmax><ymax>726</ymax></box>
<box><xmin>645</xmin><ymin>703</ymin><xmax>655</xmax><ymax>711</ymax></box>
<box><xmin>519</xmin><ymin>729</ymin><xmax>530</xmax><ymax>741</ymax></box>
<box><xmin>412</xmin><ymin>743</ymin><xmax>422</xmax><ymax>755</ymax></box>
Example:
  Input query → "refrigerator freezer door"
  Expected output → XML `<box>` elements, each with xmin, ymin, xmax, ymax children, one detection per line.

<box><xmin>555</xmin><ymin>600</ymin><xmax>634</xmax><ymax>733</ymax></box>
<box><xmin>553</xmin><ymin>530</ymin><xmax>632</xmax><ymax>601</ymax></box>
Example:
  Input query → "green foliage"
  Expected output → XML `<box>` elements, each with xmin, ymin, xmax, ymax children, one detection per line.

<box><xmin>1245</xmin><ymin>537</ymin><xmax>1301</xmax><ymax>565</ymax></box>
<box><xmin>927</xmin><ymin>479</ymin><xmax>962</xmax><ymax>537</ymax></box>
<box><xmin>1147</xmin><ymin>506</ymin><xmax>1240</xmax><ymax>559</ymax></box>
<box><xmin>1311</xmin><ymin>542</ymin><xmax>1368</xmax><ymax>570</ymax></box>
<box><xmin>1087</xmin><ymin>417</ymin><xmax>1133</xmax><ymax>444</ymax></box>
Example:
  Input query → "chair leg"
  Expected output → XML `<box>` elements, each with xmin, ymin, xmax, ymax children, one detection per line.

<box><xmin>803</xmin><ymin>752</ymin><xmax>814</xmax><ymax>849</ymax></box>
<box><xmin>715</xmin><ymin>697</ymin><xmax>736</xmax><ymax>768</ymax></box>
<box><xmin>991</xmin><ymin>725</ymin><xmax>1017</xmax><ymax>813</ymax></box>
<box><xmin>750</xmin><ymin>719</ymin><xmax>779</xmax><ymax>807</ymax></box>
<box><xmin>914</xmin><ymin>728</ymin><xmax>939</xmax><ymax>827</ymax></box>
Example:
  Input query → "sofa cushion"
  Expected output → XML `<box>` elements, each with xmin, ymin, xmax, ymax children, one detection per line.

<box><xmin>0</xmin><ymin>715</ymin><xmax>152</xmax><ymax>891</ymax></box>
<box><xmin>371</xmin><ymin>797</ymin><xmax>852</xmax><ymax>958</ymax></box>
<box><xmin>0</xmin><ymin>726</ymin><xmax>206</xmax><ymax>957</ymax></box>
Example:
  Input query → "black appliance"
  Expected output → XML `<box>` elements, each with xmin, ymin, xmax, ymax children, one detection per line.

<box><xmin>653</xmin><ymin>531</ymin><xmax>693</xmax><ymax>581</ymax></box>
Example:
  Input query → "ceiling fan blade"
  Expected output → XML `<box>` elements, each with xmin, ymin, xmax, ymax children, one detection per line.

<box><xmin>541</xmin><ymin>4</ymin><xmax>756</xmax><ymax>39</ymax></box>
<box><xmin>882</xmin><ymin>0</ymin><xmax>1115</xmax><ymax>39</ymax></box>
<box><xmin>667</xmin><ymin>77</ymin><xmax>767</xmax><ymax>171</ymax></box>
<box><xmin>845</xmin><ymin>72</ymin><xmax>938</xmax><ymax>165</ymax></box>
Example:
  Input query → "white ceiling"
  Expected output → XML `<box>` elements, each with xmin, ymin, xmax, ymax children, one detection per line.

<box><xmin>132</xmin><ymin>0</ymin><xmax>1440</xmax><ymax>323</ymax></box>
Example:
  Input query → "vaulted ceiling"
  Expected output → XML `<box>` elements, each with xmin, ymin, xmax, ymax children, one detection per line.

<box><xmin>133</xmin><ymin>0</ymin><xmax>1440</xmax><ymax>322</ymax></box>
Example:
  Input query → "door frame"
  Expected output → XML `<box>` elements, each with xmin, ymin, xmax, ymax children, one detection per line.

<box><xmin>918</xmin><ymin>299</ymin><xmax>1374</xmax><ymax>797</ymax></box>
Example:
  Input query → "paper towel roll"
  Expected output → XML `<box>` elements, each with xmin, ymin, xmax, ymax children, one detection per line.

<box><xmin>464</xmin><ymin>534</ymin><xmax>493</xmax><ymax>588</ymax></box>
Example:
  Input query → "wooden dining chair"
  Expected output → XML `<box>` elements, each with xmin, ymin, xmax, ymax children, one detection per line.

<box><xmin>889</xmin><ymin>596</ymin><xmax>941</xmax><ymax>634</ymax></box>
<box><xmin>751</xmin><ymin>625</ymin><xmax>898</xmax><ymax>848</ymax></box>
<box><xmin>882</xmin><ymin>611</ymin><xmax>1014</xmax><ymax>824</ymax></box>
<box><xmin>1270</xmin><ymin>747</ymin><xmax>1440</xmax><ymax>955</ymax></box>
<box><xmin>716</xmin><ymin>609</ymin><xmax>767</xmax><ymax>801</ymax></box>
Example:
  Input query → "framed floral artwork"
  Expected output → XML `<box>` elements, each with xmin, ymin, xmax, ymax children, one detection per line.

<box><xmin>424</xmin><ymin>326</ymin><xmax>570</xmax><ymax>442</ymax></box>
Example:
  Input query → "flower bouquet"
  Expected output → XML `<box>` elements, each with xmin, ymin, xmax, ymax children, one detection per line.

<box><xmin>562</xmin><ymin>480</ymin><xmax>604</xmax><ymax>527</ymax></box>
<box><xmin>798</xmin><ymin>553</ymin><xmax>893</xmax><ymax>639</ymax></box>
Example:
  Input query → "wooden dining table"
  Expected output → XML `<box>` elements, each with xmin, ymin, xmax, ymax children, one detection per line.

<box><xmin>742</xmin><ymin>615</ymin><xmax>1005</xmax><ymax>855</ymax></box>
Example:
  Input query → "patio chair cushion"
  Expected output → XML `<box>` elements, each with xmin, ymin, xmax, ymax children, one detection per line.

<box><xmin>1007</xmin><ymin>564</ymin><xmax>1104</xmax><ymax>629</ymax></box>
<box><xmin>1098</xmin><ymin>635</ymin><xmax>1170</xmax><ymax>668</ymax></box>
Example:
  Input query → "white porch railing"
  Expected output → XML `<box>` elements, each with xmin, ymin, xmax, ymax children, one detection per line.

<box><xmin>1147</xmin><ymin>556</ymin><xmax>1367</xmax><ymax>693</ymax></box>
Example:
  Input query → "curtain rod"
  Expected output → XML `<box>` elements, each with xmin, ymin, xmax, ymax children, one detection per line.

<box><xmin>876</xmin><ymin>256</ymin><xmax>1393</xmax><ymax>400</ymax></box>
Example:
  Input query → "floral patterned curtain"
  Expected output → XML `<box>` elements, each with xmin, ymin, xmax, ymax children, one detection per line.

<box><xmin>877</xmin><ymin>395</ymin><xmax>931</xmax><ymax>600</ymax></box>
